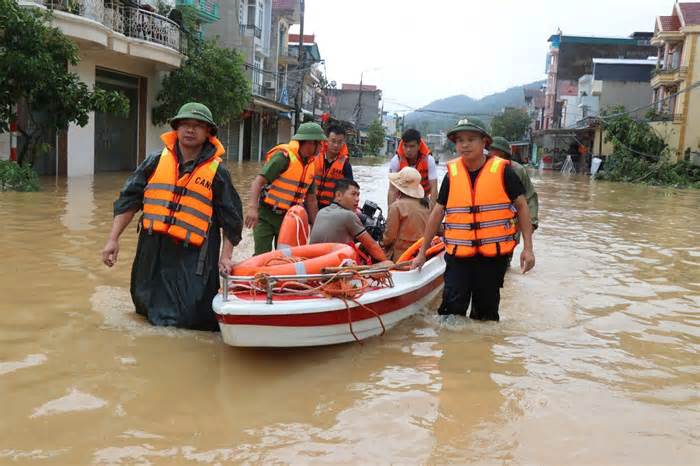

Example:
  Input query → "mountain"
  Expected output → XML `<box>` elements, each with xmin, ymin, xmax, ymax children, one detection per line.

<box><xmin>403</xmin><ymin>80</ymin><xmax>545</xmax><ymax>134</ymax></box>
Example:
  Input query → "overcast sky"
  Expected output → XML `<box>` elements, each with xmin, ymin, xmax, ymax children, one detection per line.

<box><xmin>292</xmin><ymin>0</ymin><xmax>667</xmax><ymax>113</ymax></box>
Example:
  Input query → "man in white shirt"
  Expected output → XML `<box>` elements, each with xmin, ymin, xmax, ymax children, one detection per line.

<box><xmin>388</xmin><ymin>129</ymin><xmax>438</xmax><ymax>207</ymax></box>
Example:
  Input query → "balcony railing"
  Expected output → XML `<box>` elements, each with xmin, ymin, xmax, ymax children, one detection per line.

<box><xmin>240</xmin><ymin>23</ymin><xmax>262</xmax><ymax>39</ymax></box>
<box><xmin>39</xmin><ymin>0</ymin><xmax>181</xmax><ymax>51</ymax></box>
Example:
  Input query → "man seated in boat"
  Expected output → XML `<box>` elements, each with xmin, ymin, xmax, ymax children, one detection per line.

<box><xmin>244</xmin><ymin>122</ymin><xmax>326</xmax><ymax>255</ymax></box>
<box><xmin>309</xmin><ymin>179</ymin><xmax>392</xmax><ymax>265</ymax></box>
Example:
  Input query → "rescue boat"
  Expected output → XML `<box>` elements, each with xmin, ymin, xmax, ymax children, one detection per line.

<box><xmin>213</xmin><ymin>241</ymin><xmax>446</xmax><ymax>347</ymax></box>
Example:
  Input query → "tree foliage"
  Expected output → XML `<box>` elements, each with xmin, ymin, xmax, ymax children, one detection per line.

<box><xmin>490</xmin><ymin>108</ymin><xmax>531</xmax><ymax>141</ymax></box>
<box><xmin>597</xmin><ymin>106</ymin><xmax>700</xmax><ymax>188</ymax></box>
<box><xmin>152</xmin><ymin>41</ymin><xmax>251</xmax><ymax>127</ymax></box>
<box><xmin>366</xmin><ymin>119</ymin><xmax>385</xmax><ymax>155</ymax></box>
<box><xmin>0</xmin><ymin>0</ymin><xmax>129</xmax><ymax>166</ymax></box>
<box><xmin>0</xmin><ymin>160</ymin><xmax>39</xmax><ymax>191</ymax></box>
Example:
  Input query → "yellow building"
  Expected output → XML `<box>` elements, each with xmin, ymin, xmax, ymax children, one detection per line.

<box><xmin>651</xmin><ymin>2</ymin><xmax>700</xmax><ymax>160</ymax></box>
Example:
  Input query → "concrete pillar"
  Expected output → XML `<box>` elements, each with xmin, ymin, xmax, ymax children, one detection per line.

<box><xmin>0</xmin><ymin>133</ymin><xmax>9</xmax><ymax>161</ymax></box>
<box><xmin>257</xmin><ymin>112</ymin><xmax>263</xmax><ymax>162</ymax></box>
<box><xmin>238</xmin><ymin>120</ymin><xmax>244</xmax><ymax>162</ymax></box>
<box><xmin>67</xmin><ymin>58</ymin><xmax>96</xmax><ymax>177</ymax></box>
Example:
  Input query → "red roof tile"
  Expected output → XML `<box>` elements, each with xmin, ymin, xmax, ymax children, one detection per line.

<box><xmin>272</xmin><ymin>0</ymin><xmax>297</xmax><ymax>9</ymax></box>
<box><xmin>288</xmin><ymin>34</ymin><xmax>315</xmax><ymax>44</ymax></box>
<box><xmin>678</xmin><ymin>2</ymin><xmax>700</xmax><ymax>26</ymax></box>
<box><xmin>658</xmin><ymin>15</ymin><xmax>681</xmax><ymax>32</ymax></box>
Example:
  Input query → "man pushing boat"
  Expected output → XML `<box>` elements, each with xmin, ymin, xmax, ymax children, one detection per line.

<box><xmin>412</xmin><ymin>119</ymin><xmax>535</xmax><ymax>321</ymax></box>
<box><xmin>101</xmin><ymin>103</ymin><xmax>243</xmax><ymax>330</ymax></box>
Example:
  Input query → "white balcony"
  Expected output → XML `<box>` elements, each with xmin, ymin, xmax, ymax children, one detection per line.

<box><xmin>23</xmin><ymin>0</ymin><xmax>183</xmax><ymax>68</ymax></box>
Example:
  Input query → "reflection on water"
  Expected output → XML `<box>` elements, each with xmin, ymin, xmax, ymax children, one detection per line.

<box><xmin>0</xmin><ymin>161</ymin><xmax>698</xmax><ymax>464</ymax></box>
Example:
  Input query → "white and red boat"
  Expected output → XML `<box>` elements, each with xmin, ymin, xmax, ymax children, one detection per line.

<box><xmin>213</xmin><ymin>253</ymin><xmax>445</xmax><ymax>347</ymax></box>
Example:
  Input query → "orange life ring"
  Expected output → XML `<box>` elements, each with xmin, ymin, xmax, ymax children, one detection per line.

<box><xmin>231</xmin><ymin>243</ymin><xmax>357</xmax><ymax>277</ymax></box>
<box><xmin>397</xmin><ymin>236</ymin><xmax>445</xmax><ymax>263</ymax></box>
<box><xmin>277</xmin><ymin>205</ymin><xmax>309</xmax><ymax>248</ymax></box>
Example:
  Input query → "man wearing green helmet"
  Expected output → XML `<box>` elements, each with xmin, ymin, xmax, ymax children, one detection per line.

<box><xmin>245</xmin><ymin>122</ymin><xmax>326</xmax><ymax>254</ymax></box>
<box><xmin>489</xmin><ymin>136</ymin><xmax>539</xmax><ymax>232</ymax></box>
<box><xmin>412</xmin><ymin>119</ymin><xmax>535</xmax><ymax>322</ymax></box>
<box><xmin>101</xmin><ymin>102</ymin><xmax>243</xmax><ymax>330</ymax></box>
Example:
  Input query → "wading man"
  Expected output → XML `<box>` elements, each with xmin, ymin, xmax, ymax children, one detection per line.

<box><xmin>388</xmin><ymin>129</ymin><xmax>438</xmax><ymax>207</ymax></box>
<box><xmin>489</xmin><ymin>136</ymin><xmax>539</xmax><ymax>233</ymax></box>
<box><xmin>314</xmin><ymin>125</ymin><xmax>353</xmax><ymax>209</ymax></box>
<box><xmin>244</xmin><ymin>122</ymin><xmax>325</xmax><ymax>255</ymax></box>
<box><xmin>412</xmin><ymin>120</ymin><xmax>535</xmax><ymax>321</ymax></box>
<box><xmin>101</xmin><ymin>102</ymin><xmax>243</xmax><ymax>330</ymax></box>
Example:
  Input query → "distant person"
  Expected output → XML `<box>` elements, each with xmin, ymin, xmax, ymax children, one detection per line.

<box><xmin>388</xmin><ymin>129</ymin><xmax>438</xmax><ymax>207</ymax></box>
<box><xmin>101</xmin><ymin>102</ymin><xmax>243</xmax><ymax>330</ymax></box>
<box><xmin>412</xmin><ymin>119</ymin><xmax>535</xmax><ymax>322</ymax></box>
<box><xmin>244</xmin><ymin>122</ymin><xmax>325</xmax><ymax>255</ymax></box>
<box><xmin>489</xmin><ymin>136</ymin><xmax>539</xmax><ymax>232</ymax></box>
<box><xmin>309</xmin><ymin>179</ymin><xmax>390</xmax><ymax>265</ymax></box>
<box><xmin>314</xmin><ymin>125</ymin><xmax>353</xmax><ymax>209</ymax></box>
<box><xmin>383</xmin><ymin>167</ymin><xmax>430</xmax><ymax>261</ymax></box>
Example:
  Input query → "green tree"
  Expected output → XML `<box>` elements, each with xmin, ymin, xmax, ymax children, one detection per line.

<box><xmin>490</xmin><ymin>108</ymin><xmax>531</xmax><ymax>141</ymax></box>
<box><xmin>0</xmin><ymin>0</ymin><xmax>129</xmax><ymax>167</ymax></box>
<box><xmin>366</xmin><ymin>119</ymin><xmax>385</xmax><ymax>155</ymax></box>
<box><xmin>152</xmin><ymin>41</ymin><xmax>251</xmax><ymax>127</ymax></box>
<box><xmin>596</xmin><ymin>106</ymin><xmax>700</xmax><ymax>187</ymax></box>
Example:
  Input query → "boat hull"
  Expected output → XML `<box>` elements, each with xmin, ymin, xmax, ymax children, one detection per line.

<box><xmin>213</xmin><ymin>254</ymin><xmax>445</xmax><ymax>347</ymax></box>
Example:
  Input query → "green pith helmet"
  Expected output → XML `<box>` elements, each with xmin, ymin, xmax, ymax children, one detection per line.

<box><xmin>489</xmin><ymin>136</ymin><xmax>512</xmax><ymax>156</ymax></box>
<box><xmin>292</xmin><ymin>122</ymin><xmax>327</xmax><ymax>141</ymax></box>
<box><xmin>447</xmin><ymin>118</ymin><xmax>493</xmax><ymax>146</ymax></box>
<box><xmin>170</xmin><ymin>102</ymin><xmax>217</xmax><ymax>134</ymax></box>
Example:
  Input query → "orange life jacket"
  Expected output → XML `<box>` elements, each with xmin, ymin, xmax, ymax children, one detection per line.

<box><xmin>262</xmin><ymin>141</ymin><xmax>315</xmax><ymax>212</ymax></box>
<box><xmin>443</xmin><ymin>156</ymin><xmax>517</xmax><ymax>257</ymax></box>
<box><xmin>314</xmin><ymin>142</ymin><xmax>349</xmax><ymax>207</ymax></box>
<box><xmin>141</xmin><ymin>131</ymin><xmax>224</xmax><ymax>247</ymax></box>
<box><xmin>397</xmin><ymin>138</ymin><xmax>432</xmax><ymax>194</ymax></box>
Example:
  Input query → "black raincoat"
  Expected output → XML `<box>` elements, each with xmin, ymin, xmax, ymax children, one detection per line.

<box><xmin>114</xmin><ymin>139</ymin><xmax>243</xmax><ymax>331</ymax></box>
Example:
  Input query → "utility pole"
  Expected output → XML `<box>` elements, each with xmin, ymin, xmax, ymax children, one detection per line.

<box><xmin>294</xmin><ymin>0</ymin><xmax>305</xmax><ymax>131</ymax></box>
<box><xmin>355</xmin><ymin>72</ymin><xmax>364</xmax><ymax>137</ymax></box>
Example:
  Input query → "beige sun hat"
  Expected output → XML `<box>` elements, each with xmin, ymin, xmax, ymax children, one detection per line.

<box><xmin>388</xmin><ymin>166</ymin><xmax>425</xmax><ymax>199</ymax></box>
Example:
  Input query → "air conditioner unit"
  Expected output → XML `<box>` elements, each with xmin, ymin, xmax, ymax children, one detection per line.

<box><xmin>263</xmin><ymin>81</ymin><xmax>275</xmax><ymax>90</ymax></box>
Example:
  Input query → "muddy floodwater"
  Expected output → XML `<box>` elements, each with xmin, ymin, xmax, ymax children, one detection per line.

<box><xmin>1</xmin><ymin>158</ymin><xmax>699</xmax><ymax>465</ymax></box>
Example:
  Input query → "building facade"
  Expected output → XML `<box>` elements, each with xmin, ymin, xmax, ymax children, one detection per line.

<box><xmin>650</xmin><ymin>2</ymin><xmax>700</xmax><ymax>160</ymax></box>
<box><xmin>206</xmin><ymin>0</ymin><xmax>298</xmax><ymax>162</ymax></box>
<box><xmin>575</xmin><ymin>58</ymin><xmax>656</xmax><ymax>158</ymax></box>
<box><xmin>9</xmin><ymin>0</ymin><xmax>189</xmax><ymax>177</ymax></box>
<box><xmin>543</xmin><ymin>32</ymin><xmax>656</xmax><ymax>129</ymax></box>
<box><xmin>326</xmin><ymin>84</ymin><xmax>382</xmax><ymax>136</ymax></box>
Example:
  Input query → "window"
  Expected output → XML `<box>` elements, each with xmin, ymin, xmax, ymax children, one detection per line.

<box><xmin>247</xmin><ymin>0</ymin><xmax>255</xmax><ymax>26</ymax></box>
<box><xmin>257</xmin><ymin>1</ymin><xmax>263</xmax><ymax>28</ymax></box>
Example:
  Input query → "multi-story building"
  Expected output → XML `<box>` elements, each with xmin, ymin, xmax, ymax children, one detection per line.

<box><xmin>524</xmin><ymin>87</ymin><xmax>546</xmax><ymax>132</ymax></box>
<box><xmin>576</xmin><ymin>58</ymin><xmax>656</xmax><ymax>158</ymax></box>
<box><xmin>543</xmin><ymin>32</ymin><xmax>655</xmax><ymax>129</ymax></box>
<box><xmin>287</xmin><ymin>34</ymin><xmax>328</xmax><ymax>121</ymax></box>
<box><xmin>650</xmin><ymin>2</ymin><xmax>700</xmax><ymax>160</ymax></box>
<box><xmin>326</xmin><ymin>84</ymin><xmax>382</xmax><ymax>139</ymax></box>
<box><xmin>206</xmin><ymin>0</ymin><xmax>298</xmax><ymax>161</ymax></box>
<box><xmin>11</xmin><ymin>0</ymin><xmax>190</xmax><ymax>177</ymax></box>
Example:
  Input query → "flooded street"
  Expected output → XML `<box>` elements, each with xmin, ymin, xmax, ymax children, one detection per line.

<box><xmin>1</xmin><ymin>159</ymin><xmax>699</xmax><ymax>465</ymax></box>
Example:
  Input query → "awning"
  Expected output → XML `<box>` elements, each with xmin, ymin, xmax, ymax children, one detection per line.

<box><xmin>252</xmin><ymin>96</ymin><xmax>294</xmax><ymax>113</ymax></box>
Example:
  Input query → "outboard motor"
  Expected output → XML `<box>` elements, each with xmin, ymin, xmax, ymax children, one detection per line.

<box><xmin>358</xmin><ymin>200</ymin><xmax>386</xmax><ymax>242</ymax></box>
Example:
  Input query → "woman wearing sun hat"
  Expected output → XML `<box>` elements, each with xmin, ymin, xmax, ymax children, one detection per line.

<box><xmin>383</xmin><ymin>166</ymin><xmax>431</xmax><ymax>260</ymax></box>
